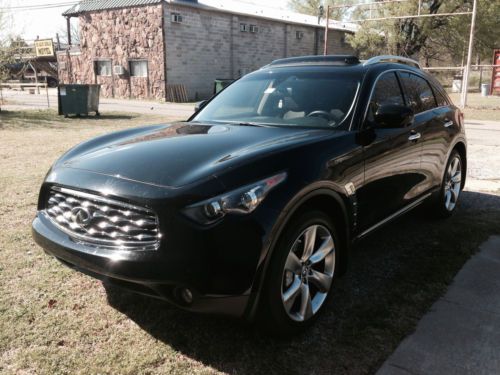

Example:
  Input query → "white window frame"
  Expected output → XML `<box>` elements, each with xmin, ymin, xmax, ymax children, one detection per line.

<box><xmin>249</xmin><ymin>24</ymin><xmax>258</xmax><ymax>33</ymax></box>
<box><xmin>95</xmin><ymin>60</ymin><xmax>112</xmax><ymax>77</ymax></box>
<box><xmin>129</xmin><ymin>60</ymin><xmax>148</xmax><ymax>78</ymax></box>
<box><xmin>171</xmin><ymin>13</ymin><xmax>183</xmax><ymax>23</ymax></box>
<box><xmin>240</xmin><ymin>23</ymin><xmax>248</xmax><ymax>32</ymax></box>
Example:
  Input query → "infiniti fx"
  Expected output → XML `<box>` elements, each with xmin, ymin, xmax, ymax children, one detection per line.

<box><xmin>33</xmin><ymin>55</ymin><xmax>467</xmax><ymax>334</ymax></box>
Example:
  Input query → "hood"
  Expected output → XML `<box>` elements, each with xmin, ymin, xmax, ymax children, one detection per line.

<box><xmin>58</xmin><ymin>122</ymin><xmax>333</xmax><ymax>188</ymax></box>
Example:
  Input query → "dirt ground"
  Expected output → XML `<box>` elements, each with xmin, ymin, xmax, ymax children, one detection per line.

<box><xmin>1</xmin><ymin>110</ymin><xmax>499</xmax><ymax>374</ymax></box>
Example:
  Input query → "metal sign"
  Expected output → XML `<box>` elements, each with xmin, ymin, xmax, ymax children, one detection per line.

<box><xmin>34</xmin><ymin>39</ymin><xmax>55</xmax><ymax>57</ymax></box>
<box><xmin>491</xmin><ymin>49</ymin><xmax>500</xmax><ymax>95</ymax></box>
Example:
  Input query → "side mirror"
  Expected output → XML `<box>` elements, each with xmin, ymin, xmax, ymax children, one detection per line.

<box><xmin>374</xmin><ymin>104</ymin><xmax>414</xmax><ymax>129</ymax></box>
<box><xmin>194</xmin><ymin>100</ymin><xmax>208</xmax><ymax>112</ymax></box>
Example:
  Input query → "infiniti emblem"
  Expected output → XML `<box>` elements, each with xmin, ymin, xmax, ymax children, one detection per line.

<box><xmin>70</xmin><ymin>207</ymin><xmax>92</xmax><ymax>227</ymax></box>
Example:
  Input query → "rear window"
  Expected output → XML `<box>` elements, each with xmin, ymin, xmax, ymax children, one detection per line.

<box><xmin>399</xmin><ymin>72</ymin><xmax>437</xmax><ymax>113</ymax></box>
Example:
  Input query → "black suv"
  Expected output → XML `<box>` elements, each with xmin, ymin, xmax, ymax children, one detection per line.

<box><xmin>33</xmin><ymin>55</ymin><xmax>466</xmax><ymax>334</ymax></box>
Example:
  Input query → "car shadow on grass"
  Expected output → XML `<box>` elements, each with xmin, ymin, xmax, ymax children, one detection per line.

<box><xmin>105</xmin><ymin>190</ymin><xmax>500</xmax><ymax>375</ymax></box>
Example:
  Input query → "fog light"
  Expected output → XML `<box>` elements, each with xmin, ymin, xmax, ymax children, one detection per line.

<box><xmin>180</xmin><ymin>287</ymin><xmax>193</xmax><ymax>304</ymax></box>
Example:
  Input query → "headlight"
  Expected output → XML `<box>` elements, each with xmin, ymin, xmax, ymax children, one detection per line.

<box><xmin>182</xmin><ymin>172</ymin><xmax>287</xmax><ymax>224</ymax></box>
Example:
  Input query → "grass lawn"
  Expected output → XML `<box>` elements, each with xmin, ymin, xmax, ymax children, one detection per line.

<box><xmin>449</xmin><ymin>93</ymin><xmax>500</xmax><ymax>121</ymax></box>
<box><xmin>1</xmin><ymin>109</ymin><xmax>500</xmax><ymax>374</ymax></box>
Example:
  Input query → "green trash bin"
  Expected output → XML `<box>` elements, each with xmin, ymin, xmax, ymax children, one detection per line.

<box><xmin>213</xmin><ymin>79</ymin><xmax>234</xmax><ymax>95</ymax></box>
<box><xmin>58</xmin><ymin>84</ymin><xmax>100</xmax><ymax>117</ymax></box>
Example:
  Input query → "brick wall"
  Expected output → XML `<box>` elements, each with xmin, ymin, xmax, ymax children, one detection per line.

<box><xmin>58</xmin><ymin>3</ymin><xmax>355</xmax><ymax>102</ymax></box>
<box><xmin>164</xmin><ymin>4</ymin><xmax>232</xmax><ymax>101</ymax></box>
<box><xmin>164</xmin><ymin>3</ymin><xmax>355</xmax><ymax>100</ymax></box>
<box><xmin>58</xmin><ymin>4</ymin><xmax>166</xmax><ymax>99</ymax></box>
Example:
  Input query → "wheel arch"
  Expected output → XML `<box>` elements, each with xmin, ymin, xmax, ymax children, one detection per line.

<box><xmin>245</xmin><ymin>184</ymin><xmax>352</xmax><ymax>320</ymax></box>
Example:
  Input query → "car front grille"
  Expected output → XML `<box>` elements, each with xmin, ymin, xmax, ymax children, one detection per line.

<box><xmin>45</xmin><ymin>186</ymin><xmax>160</xmax><ymax>250</ymax></box>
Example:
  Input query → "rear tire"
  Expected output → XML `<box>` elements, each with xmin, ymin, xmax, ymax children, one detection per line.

<box><xmin>430</xmin><ymin>150</ymin><xmax>463</xmax><ymax>218</ymax></box>
<box><xmin>258</xmin><ymin>210</ymin><xmax>339</xmax><ymax>336</ymax></box>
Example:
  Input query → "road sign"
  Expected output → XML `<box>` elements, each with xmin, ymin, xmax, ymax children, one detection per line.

<box><xmin>34</xmin><ymin>39</ymin><xmax>55</xmax><ymax>57</ymax></box>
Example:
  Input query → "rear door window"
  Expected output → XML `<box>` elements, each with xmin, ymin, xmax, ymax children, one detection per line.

<box><xmin>399</xmin><ymin>72</ymin><xmax>437</xmax><ymax>113</ymax></box>
<box><xmin>433</xmin><ymin>86</ymin><xmax>449</xmax><ymax>107</ymax></box>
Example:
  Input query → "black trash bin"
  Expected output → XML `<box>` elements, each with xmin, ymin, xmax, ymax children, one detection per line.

<box><xmin>213</xmin><ymin>79</ymin><xmax>234</xmax><ymax>95</ymax></box>
<box><xmin>58</xmin><ymin>84</ymin><xmax>100</xmax><ymax>117</ymax></box>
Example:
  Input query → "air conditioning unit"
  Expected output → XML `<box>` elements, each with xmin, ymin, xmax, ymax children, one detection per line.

<box><xmin>113</xmin><ymin>65</ymin><xmax>125</xmax><ymax>75</ymax></box>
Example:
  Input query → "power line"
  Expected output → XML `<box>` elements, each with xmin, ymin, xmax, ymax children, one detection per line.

<box><xmin>0</xmin><ymin>2</ymin><xmax>78</xmax><ymax>12</ymax></box>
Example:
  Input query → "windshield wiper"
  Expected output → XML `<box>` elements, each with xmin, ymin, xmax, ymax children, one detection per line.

<box><xmin>220</xmin><ymin>121</ymin><xmax>278</xmax><ymax>127</ymax></box>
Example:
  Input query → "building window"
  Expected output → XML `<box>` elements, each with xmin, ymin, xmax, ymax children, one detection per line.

<box><xmin>340</xmin><ymin>35</ymin><xmax>346</xmax><ymax>46</ymax></box>
<box><xmin>249</xmin><ymin>25</ymin><xmax>258</xmax><ymax>33</ymax></box>
<box><xmin>94</xmin><ymin>60</ymin><xmax>111</xmax><ymax>76</ymax></box>
<box><xmin>240</xmin><ymin>23</ymin><xmax>248</xmax><ymax>32</ymax></box>
<box><xmin>171</xmin><ymin>13</ymin><xmax>183</xmax><ymax>23</ymax></box>
<box><xmin>296</xmin><ymin>31</ymin><xmax>304</xmax><ymax>39</ymax></box>
<box><xmin>129</xmin><ymin>60</ymin><xmax>148</xmax><ymax>77</ymax></box>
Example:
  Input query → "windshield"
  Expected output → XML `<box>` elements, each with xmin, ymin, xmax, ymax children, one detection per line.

<box><xmin>193</xmin><ymin>69</ymin><xmax>360</xmax><ymax>128</ymax></box>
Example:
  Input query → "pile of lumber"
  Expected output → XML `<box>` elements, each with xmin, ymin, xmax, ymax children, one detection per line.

<box><xmin>166</xmin><ymin>84</ymin><xmax>188</xmax><ymax>103</ymax></box>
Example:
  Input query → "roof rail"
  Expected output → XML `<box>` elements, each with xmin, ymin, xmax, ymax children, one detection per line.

<box><xmin>363</xmin><ymin>55</ymin><xmax>421</xmax><ymax>69</ymax></box>
<box><xmin>267</xmin><ymin>55</ymin><xmax>360</xmax><ymax>67</ymax></box>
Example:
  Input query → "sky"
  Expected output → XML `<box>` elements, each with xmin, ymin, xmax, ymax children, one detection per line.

<box><xmin>1</xmin><ymin>0</ymin><xmax>291</xmax><ymax>41</ymax></box>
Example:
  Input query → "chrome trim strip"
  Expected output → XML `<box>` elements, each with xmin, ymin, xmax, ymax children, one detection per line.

<box><xmin>444</xmin><ymin>120</ymin><xmax>454</xmax><ymax>128</ymax></box>
<box><xmin>43</xmin><ymin>211</ymin><xmax>160</xmax><ymax>250</ymax></box>
<box><xmin>52</xmin><ymin>186</ymin><xmax>155</xmax><ymax>214</ymax></box>
<box><xmin>356</xmin><ymin>193</ymin><xmax>432</xmax><ymax>240</ymax></box>
<box><xmin>46</xmin><ymin>187</ymin><xmax>160</xmax><ymax>251</ymax></box>
<box><xmin>363</xmin><ymin>55</ymin><xmax>421</xmax><ymax>69</ymax></box>
<box><xmin>408</xmin><ymin>132</ymin><xmax>421</xmax><ymax>141</ymax></box>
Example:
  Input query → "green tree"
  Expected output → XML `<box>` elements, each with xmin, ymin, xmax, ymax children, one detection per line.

<box><xmin>0</xmin><ymin>7</ymin><xmax>15</xmax><ymax>111</ymax></box>
<box><xmin>290</xmin><ymin>0</ymin><xmax>500</xmax><ymax>64</ymax></box>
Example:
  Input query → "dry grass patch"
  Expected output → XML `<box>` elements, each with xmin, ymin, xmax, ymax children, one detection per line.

<box><xmin>449</xmin><ymin>93</ymin><xmax>500</xmax><ymax>121</ymax></box>
<box><xmin>1</xmin><ymin>109</ymin><xmax>500</xmax><ymax>374</ymax></box>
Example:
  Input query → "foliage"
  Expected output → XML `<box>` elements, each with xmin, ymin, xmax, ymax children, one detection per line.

<box><xmin>0</xmin><ymin>7</ymin><xmax>15</xmax><ymax>110</ymax></box>
<box><xmin>289</xmin><ymin>0</ymin><xmax>500</xmax><ymax>65</ymax></box>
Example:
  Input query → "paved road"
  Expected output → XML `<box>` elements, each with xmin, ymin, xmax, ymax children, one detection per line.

<box><xmin>3</xmin><ymin>88</ymin><xmax>499</xmax><ymax>192</ymax></box>
<box><xmin>1</xmin><ymin>88</ymin><xmax>195</xmax><ymax>119</ymax></box>
<box><xmin>378</xmin><ymin>235</ymin><xmax>500</xmax><ymax>375</ymax></box>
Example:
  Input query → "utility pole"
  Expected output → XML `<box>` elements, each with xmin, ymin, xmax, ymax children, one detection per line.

<box><xmin>460</xmin><ymin>0</ymin><xmax>478</xmax><ymax>108</ymax></box>
<box><xmin>323</xmin><ymin>5</ymin><xmax>330</xmax><ymax>55</ymax></box>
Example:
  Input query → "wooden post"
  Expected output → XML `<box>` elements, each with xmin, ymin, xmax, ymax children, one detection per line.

<box><xmin>460</xmin><ymin>0</ymin><xmax>478</xmax><ymax>108</ymax></box>
<box><xmin>29</xmin><ymin>61</ymin><xmax>40</xmax><ymax>94</ymax></box>
<box><xmin>323</xmin><ymin>5</ymin><xmax>330</xmax><ymax>55</ymax></box>
<box><xmin>66</xmin><ymin>17</ymin><xmax>72</xmax><ymax>46</ymax></box>
<box><xmin>45</xmin><ymin>78</ymin><xmax>50</xmax><ymax>108</ymax></box>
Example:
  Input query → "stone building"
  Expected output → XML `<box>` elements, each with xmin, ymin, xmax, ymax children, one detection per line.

<box><xmin>58</xmin><ymin>0</ymin><xmax>356</xmax><ymax>101</ymax></box>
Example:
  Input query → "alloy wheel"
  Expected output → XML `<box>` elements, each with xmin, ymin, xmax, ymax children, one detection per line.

<box><xmin>444</xmin><ymin>155</ymin><xmax>462</xmax><ymax>211</ymax></box>
<box><xmin>281</xmin><ymin>224</ymin><xmax>335</xmax><ymax>322</ymax></box>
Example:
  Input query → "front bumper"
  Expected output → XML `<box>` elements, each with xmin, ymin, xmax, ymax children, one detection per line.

<box><xmin>32</xmin><ymin>212</ymin><xmax>250</xmax><ymax>317</ymax></box>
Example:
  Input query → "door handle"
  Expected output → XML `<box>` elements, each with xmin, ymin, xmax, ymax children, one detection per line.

<box><xmin>408</xmin><ymin>132</ymin><xmax>421</xmax><ymax>142</ymax></box>
<box><xmin>443</xmin><ymin>120</ymin><xmax>454</xmax><ymax>128</ymax></box>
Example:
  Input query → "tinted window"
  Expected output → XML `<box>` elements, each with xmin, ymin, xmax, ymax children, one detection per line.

<box><xmin>194</xmin><ymin>70</ymin><xmax>360</xmax><ymax>128</ymax></box>
<box><xmin>399</xmin><ymin>72</ymin><xmax>437</xmax><ymax>113</ymax></box>
<box><xmin>433</xmin><ymin>86</ymin><xmax>449</xmax><ymax>107</ymax></box>
<box><xmin>367</xmin><ymin>72</ymin><xmax>404</xmax><ymax>122</ymax></box>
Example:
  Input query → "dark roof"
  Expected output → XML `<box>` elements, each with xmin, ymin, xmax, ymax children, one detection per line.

<box><xmin>268</xmin><ymin>55</ymin><xmax>361</xmax><ymax>67</ymax></box>
<box><xmin>63</xmin><ymin>0</ymin><xmax>163</xmax><ymax>16</ymax></box>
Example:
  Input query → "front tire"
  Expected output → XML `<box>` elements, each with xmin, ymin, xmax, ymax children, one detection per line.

<box><xmin>259</xmin><ymin>210</ymin><xmax>338</xmax><ymax>335</ymax></box>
